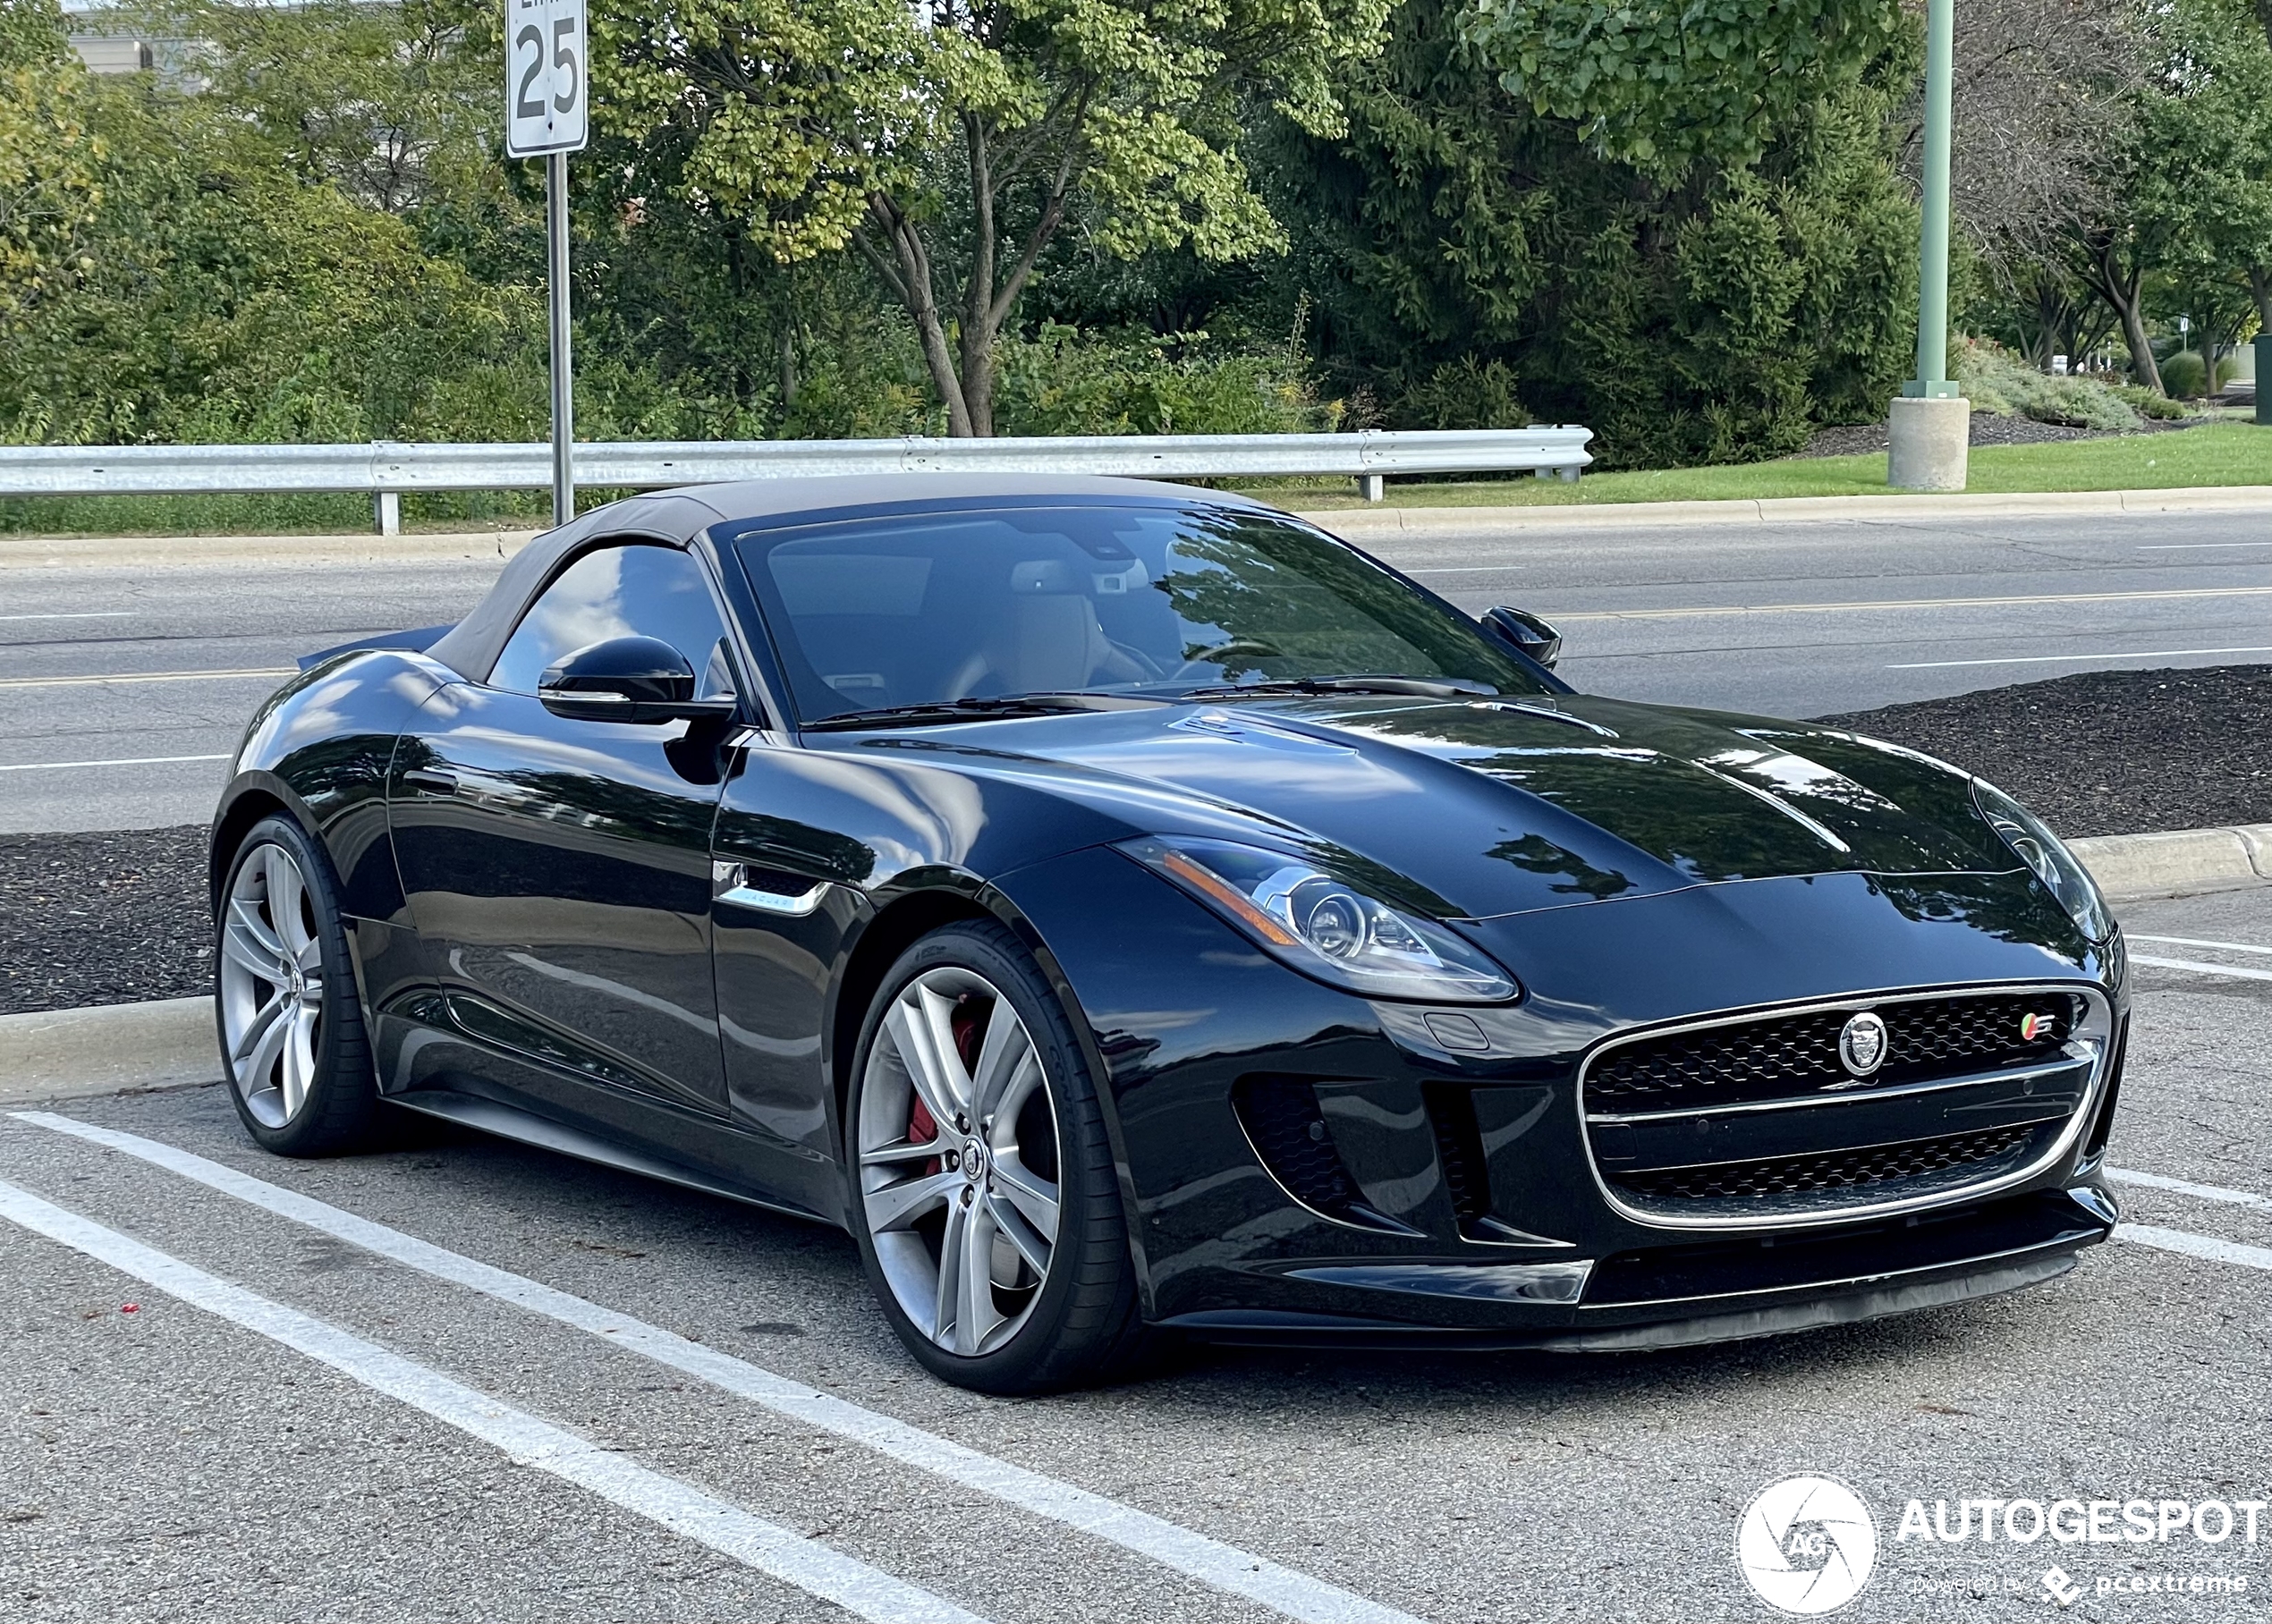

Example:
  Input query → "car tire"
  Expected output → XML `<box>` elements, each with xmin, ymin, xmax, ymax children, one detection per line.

<box><xmin>214</xmin><ymin>814</ymin><xmax>384</xmax><ymax>1156</ymax></box>
<box><xmin>846</xmin><ymin>920</ymin><xmax>1150</xmax><ymax>1393</ymax></box>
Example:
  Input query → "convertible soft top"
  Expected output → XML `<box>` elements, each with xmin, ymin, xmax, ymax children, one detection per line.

<box><xmin>420</xmin><ymin>474</ymin><xmax>1273</xmax><ymax>685</ymax></box>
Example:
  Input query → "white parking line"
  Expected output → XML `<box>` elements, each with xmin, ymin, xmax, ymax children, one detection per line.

<box><xmin>0</xmin><ymin>753</ymin><xmax>231</xmax><ymax>773</ymax></box>
<box><xmin>2107</xmin><ymin>1167</ymin><xmax>2272</xmax><ymax>1213</ymax></box>
<box><xmin>2116</xmin><ymin>1224</ymin><xmax>2272</xmax><ymax>1273</ymax></box>
<box><xmin>0</xmin><ymin>1175</ymin><xmax>985</xmax><ymax>1624</ymax></box>
<box><xmin>2129</xmin><ymin>954</ymin><xmax>2272</xmax><ymax>985</ymax></box>
<box><xmin>13</xmin><ymin>1112</ymin><xmax>1423</xmax><ymax>1624</ymax></box>
<box><xmin>1890</xmin><ymin>646</ymin><xmax>2272</xmax><ymax>670</ymax></box>
<box><xmin>2130</xmin><ymin>935</ymin><xmax>2272</xmax><ymax>958</ymax></box>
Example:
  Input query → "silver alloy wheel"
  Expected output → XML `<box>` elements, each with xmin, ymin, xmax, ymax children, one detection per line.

<box><xmin>857</xmin><ymin>967</ymin><xmax>1063</xmax><ymax>1357</ymax></box>
<box><xmin>218</xmin><ymin>842</ymin><xmax>326</xmax><ymax>1129</ymax></box>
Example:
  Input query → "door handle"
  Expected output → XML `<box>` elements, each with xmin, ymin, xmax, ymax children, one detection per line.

<box><xmin>402</xmin><ymin>766</ymin><xmax>459</xmax><ymax>796</ymax></box>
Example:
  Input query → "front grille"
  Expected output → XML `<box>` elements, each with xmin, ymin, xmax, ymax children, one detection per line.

<box><xmin>1581</xmin><ymin>985</ymin><xmax>2109</xmax><ymax>1226</ymax></box>
<box><xmin>1588</xmin><ymin>992</ymin><xmax>2081</xmax><ymax>1113</ymax></box>
<box><xmin>1613</xmin><ymin>1124</ymin><xmax>2037</xmax><ymax>1205</ymax></box>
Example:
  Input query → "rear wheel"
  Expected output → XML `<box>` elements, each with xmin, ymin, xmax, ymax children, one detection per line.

<box><xmin>215</xmin><ymin>815</ymin><xmax>383</xmax><ymax>1155</ymax></box>
<box><xmin>847</xmin><ymin>921</ymin><xmax>1148</xmax><ymax>1392</ymax></box>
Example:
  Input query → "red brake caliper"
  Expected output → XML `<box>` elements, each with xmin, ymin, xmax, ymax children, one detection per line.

<box><xmin>910</xmin><ymin>996</ymin><xmax>984</xmax><ymax>1179</ymax></box>
<box><xmin>909</xmin><ymin>1093</ymin><xmax>942</xmax><ymax>1176</ymax></box>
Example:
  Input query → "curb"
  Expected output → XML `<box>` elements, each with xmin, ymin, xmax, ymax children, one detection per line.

<box><xmin>1301</xmin><ymin>484</ymin><xmax>2272</xmax><ymax>537</ymax></box>
<box><xmin>0</xmin><ymin>996</ymin><xmax>217</xmax><ymax>1104</ymax></box>
<box><xmin>2071</xmin><ymin>824</ymin><xmax>2272</xmax><ymax>903</ymax></box>
<box><xmin>5</xmin><ymin>825</ymin><xmax>2266</xmax><ymax>1103</ymax></box>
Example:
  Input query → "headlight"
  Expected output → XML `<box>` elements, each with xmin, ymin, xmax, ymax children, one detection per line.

<box><xmin>1120</xmin><ymin>836</ymin><xmax>1519</xmax><ymax>1002</ymax></box>
<box><xmin>1972</xmin><ymin>778</ymin><xmax>2111</xmax><ymax>943</ymax></box>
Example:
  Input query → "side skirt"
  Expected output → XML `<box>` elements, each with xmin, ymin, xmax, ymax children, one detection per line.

<box><xmin>387</xmin><ymin>1088</ymin><xmax>845</xmax><ymax>1231</ymax></box>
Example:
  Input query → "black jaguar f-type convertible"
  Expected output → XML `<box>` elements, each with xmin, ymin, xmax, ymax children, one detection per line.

<box><xmin>211</xmin><ymin>475</ymin><xmax>2127</xmax><ymax>1391</ymax></box>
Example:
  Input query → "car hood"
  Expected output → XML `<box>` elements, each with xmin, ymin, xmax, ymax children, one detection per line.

<box><xmin>865</xmin><ymin>693</ymin><xmax>2020</xmax><ymax>920</ymax></box>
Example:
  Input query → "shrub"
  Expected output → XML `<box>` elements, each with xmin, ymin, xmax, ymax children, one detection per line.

<box><xmin>2154</xmin><ymin>351</ymin><xmax>2233</xmax><ymax>401</ymax></box>
<box><xmin>992</xmin><ymin>324</ymin><xmax>1341</xmax><ymax>437</ymax></box>
<box><xmin>1386</xmin><ymin>357</ymin><xmax>1532</xmax><ymax>430</ymax></box>
<box><xmin>2109</xmin><ymin>384</ymin><xmax>2191</xmax><ymax>420</ymax></box>
<box><xmin>1953</xmin><ymin>339</ymin><xmax>2140</xmax><ymax>431</ymax></box>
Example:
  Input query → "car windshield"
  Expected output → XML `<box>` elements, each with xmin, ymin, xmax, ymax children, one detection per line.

<box><xmin>725</xmin><ymin>503</ymin><xmax>1553</xmax><ymax>724</ymax></box>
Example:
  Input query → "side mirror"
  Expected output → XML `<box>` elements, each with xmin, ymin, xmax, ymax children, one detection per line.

<box><xmin>1480</xmin><ymin>605</ymin><xmax>1562</xmax><ymax>670</ymax></box>
<box><xmin>539</xmin><ymin>636</ymin><xmax>740</xmax><ymax>724</ymax></box>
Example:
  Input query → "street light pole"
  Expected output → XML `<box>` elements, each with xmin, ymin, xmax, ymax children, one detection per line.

<box><xmin>1888</xmin><ymin>0</ymin><xmax>1969</xmax><ymax>490</ymax></box>
<box><xmin>1910</xmin><ymin>0</ymin><xmax>1956</xmax><ymax>398</ymax></box>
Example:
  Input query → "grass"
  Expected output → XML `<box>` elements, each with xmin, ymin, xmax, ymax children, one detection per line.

<box><xmin>1266</xmin><ymin>420</ymin><xmax>2272</xmax><ymax>511</ymax></box>
<box><xmin>0</xmin><ymin>420</ymin><xmax>2264</xmax><ymax>536</ymax></box>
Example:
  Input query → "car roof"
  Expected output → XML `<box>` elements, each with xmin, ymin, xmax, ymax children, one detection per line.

<box><xmin>424</xmin><ymin>474</ymin><xmax>1284</xmax><ymax>684</ymax></box>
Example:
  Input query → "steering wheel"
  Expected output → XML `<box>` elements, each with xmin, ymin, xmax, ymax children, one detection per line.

<box><xmin>1173</xmin><ymin>639</ymin><xmax>1284</xmax><ymax>681</ymax></box>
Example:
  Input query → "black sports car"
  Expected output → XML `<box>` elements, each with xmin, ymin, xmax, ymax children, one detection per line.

<box><xmin>211</xmin><ymin>475</ymin><xmax>2126</xmax><ymax>1391</ymax></box>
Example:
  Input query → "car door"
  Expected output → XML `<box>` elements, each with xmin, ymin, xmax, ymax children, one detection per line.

<box><xmin>389</xmin><ymin>538</ymin><xmax>742</xmax><ymax>1121</ymax></box>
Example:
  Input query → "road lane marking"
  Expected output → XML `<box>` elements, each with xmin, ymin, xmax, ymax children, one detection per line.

<box><xmin>2137</xmin><ymin>542</ymin><xmax>2272</xmax><ymax>549</ymax></box>
<box><xmin>0</xmin><ymin>753</ymin><xmax>231</xmax><ymax>773</ymax></box>
<box><xmin>0</xmin><ymin>1174</ymin><xmax>985</xmax><ymax>1624</ymax></box>
<box><xmin>2116</xmin><ymin>1223</ymin><xmax>2272</xmax><ymax>1273</ymax></box>
<box><xmin>15</xmin><ymin>1112</ymin><xmax>1423</xmax><ymax>1624</ymax></box>
<box><xmin>2130</xmin><ymin>954</ymin><xmax>2272</xmax><ymax>985</ymax></box>
<box><xmin>2130</xmin><ymin>934</ymin><xmax>2272</xmax><ymax>958</ymax></box>
<box><xmin>0</xmin><ymin>612</ymin><xmax>137</xmax><ymax>622</ymax></box>
<box><xmin>1395</xmin><ymin>586</ymin><xmax>2272</xmax><ymax>619</ymax></box>
<box><xmin>0</xmin><ymin>667</ymin><xmax>293</xmax><ymax>689</ymax></box>
<box><xmin>1890</xmin><ymin>646</ymin><xmax>2272</xmax><ymax>670</ymax></box>
<box><xmin>2107</xmin><ymin>1167</ymin><xmax>2272</xmax><ymax>1213</ymax></box>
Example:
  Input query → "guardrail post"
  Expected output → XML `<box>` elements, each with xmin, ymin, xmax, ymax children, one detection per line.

<box><xmin>1357</xmin><ymin>474</ymin><xmax>1384</xmax><ymax>503</ymax></box>
<box><xmin>375</xmin><ymin>491</ymin><xmax>401</xmax><ymax>536</ymax></box>
<box><xmin>1556</xmin><ymin>466</ymin><xmax>1579</xmax><ymax>483</ymax></box>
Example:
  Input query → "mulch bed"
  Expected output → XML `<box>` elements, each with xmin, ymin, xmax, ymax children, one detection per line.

<box><xmin>1801</xmin><ymin>412</ymin><xmax>2214</xmax><ymax>459</ymax></box>
<box><xmin>1</xmin><ymin>826</ymin><xmax>212</xmax><ymax>1016</ymax></box>
<box><xmin>4</xmin><ymin>666</ymin><xmax>2267</xmax><ymax>1015</ymax></box>
<box><xmin>1818</xmin><ymin>664</ymin><xmax>2272</xmax><ymax>839</ymax></box>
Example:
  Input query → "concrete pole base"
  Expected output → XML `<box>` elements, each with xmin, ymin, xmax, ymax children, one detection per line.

<box><xmin>1887</xmin><ymin>395</ymin><xmax>1970</xmax><ymax>491</ymax></box>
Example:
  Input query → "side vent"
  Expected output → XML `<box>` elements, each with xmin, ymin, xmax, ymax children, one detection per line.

<box><xmin>1231</xmin><ymin>1075</ymin><xmax>1409</xmax><ymax>1233</ymax></box>
<box><xmin>2085</xmin><ymin>1014</ymin><xmax>2128</xmax><ymax>1158</ymax></box>
<box><xmin>1424</xmin><ymin>1084</ymin><xmax>1494</xmax><ymax>1238</ymax></box>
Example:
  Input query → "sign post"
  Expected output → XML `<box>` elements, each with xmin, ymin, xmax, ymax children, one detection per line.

<box><xmin>505</xmin><ymin>0</ymin><xmax>588</xmax><ymax>529</ymax></box>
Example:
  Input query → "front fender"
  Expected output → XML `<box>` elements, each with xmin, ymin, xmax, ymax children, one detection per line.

<box><xmin>213</xmin><ymin>650</ymin><xmax>450</xmax><ymax>921</ymax></box>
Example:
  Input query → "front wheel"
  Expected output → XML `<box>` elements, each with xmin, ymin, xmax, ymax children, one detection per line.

<box><xmin>215</xmin><ymin>814</ymin><xmax>383</xmax><ymax>1155</ymax></box>
<box><xmin>846</xmin><ymin>921</ymin><xmax>1149</xmax><ymax>1392</ymax></box>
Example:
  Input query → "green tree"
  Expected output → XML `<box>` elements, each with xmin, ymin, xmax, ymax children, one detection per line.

<box><xmin>591</xmin><ymin>0</ymin><xmax>1393</xmax><ymax>436</ymax></box>
<box><xmin>1272</xmin><ymin>0</ymin><xmax>1916</xmax><ymax>465</ymax></box>
<box><xmin>1463</xmin><ymin>0</ymin><xmax>1905</xmax><ymax>172</ymax></box>
<box><xmin>2064</xmin><ymin>0</ymin><xmax>2272</xmax><ymax>393</ymax></box>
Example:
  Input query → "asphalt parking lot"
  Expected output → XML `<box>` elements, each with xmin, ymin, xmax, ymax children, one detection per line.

<box><xmin>4</xmin><ymin>885</ymin><xmax>2267</xmax><ymax>1623</ymax></box>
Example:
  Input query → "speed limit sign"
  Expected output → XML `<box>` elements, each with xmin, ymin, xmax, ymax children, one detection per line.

<box><xmin>505</xmin><ymin>0</ymin><xmax>587</xmax><ymax>156</ymax></box>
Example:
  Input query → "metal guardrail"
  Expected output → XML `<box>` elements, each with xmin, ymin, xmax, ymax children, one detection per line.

<box><xmin>0</xmin><ymin>427</ymin><xmax>1592</xmax><ymax>532</ymax></box>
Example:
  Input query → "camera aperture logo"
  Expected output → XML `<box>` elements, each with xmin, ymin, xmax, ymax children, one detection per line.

<box><xmin>1738</xmin><ymin>1476</ymin><xmax>1879</xmax><ymax>1615</ymax></box>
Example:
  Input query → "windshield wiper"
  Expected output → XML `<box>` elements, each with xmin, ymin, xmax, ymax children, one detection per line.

<box><xmin>801</xmin><ymin>692</ymin><xmax>1166</xmax><ymax>732</ymax></box>
<box><xmin>1174</xmin><ymin>674</ymin><xmax>1501</xmax><ymax>701</ymax></box>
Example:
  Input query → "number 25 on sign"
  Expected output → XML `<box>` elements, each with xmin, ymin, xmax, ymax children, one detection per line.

<box><xmin>505</xmin><ymin>0</ymin><xmax>587</xmax><ymax>157</ymax></box>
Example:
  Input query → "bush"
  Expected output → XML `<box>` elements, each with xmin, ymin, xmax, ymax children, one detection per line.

<box><xmin>1953</xmin><ymin>339</ymin><xmax>2140</xmax><ymax>431</ymax></box>
<box><xmin>1385</xmin><ymin>357</ymin><xmax>1531</xmax><ymax>430</ymax></box>
<box><xmin>2109</xmin><ymin>383</ymin><xmax>2191</xmax><ymax>420</ymax></box>
<box><xmin>992</xmin><ymin>324</ymin><xmax>1341</xmax><ymax>437</ymax></box>
<box><xmin>2155</xmin><ymin>351</ymin><xmax>2234</xmax><ymax>401</ymax></box>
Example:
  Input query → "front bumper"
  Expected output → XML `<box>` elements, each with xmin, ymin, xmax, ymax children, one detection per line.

<box><xmin>994</xmin><ymin>849</ymin><xmax>2126</xmax><ymax>1343</ymax></box>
